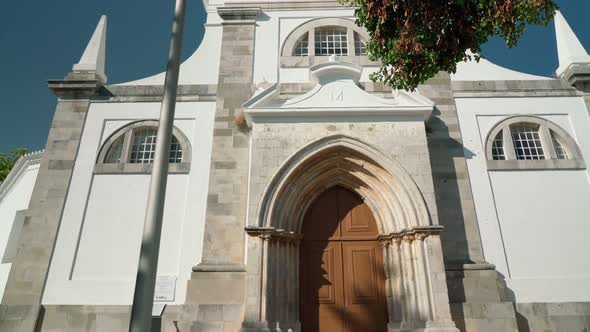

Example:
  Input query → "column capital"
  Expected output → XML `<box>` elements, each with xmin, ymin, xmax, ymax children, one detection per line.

<box><xmin>244</xmin><ymin>226</ymin><xmax>303</xmax><ymax>243</ymax></box>
<box><xmin>380</xmin><ymin>225</ymin><xmax>445</xmax><ymax>244</ymax></box>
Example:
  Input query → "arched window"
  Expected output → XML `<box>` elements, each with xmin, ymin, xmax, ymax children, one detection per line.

<box><xmin>293</xmin><ymin>33</ymin><xmax>309</xmax><ymax>56</ymax></box>
<box><xmin>552</xmin><ymin>133</ymin><xmax>569</xmax><ymax>159</ymax></box>
<box><xmin>485</xmin><ymin>116</ymin><xmax>585</xmax><ymax>170</ymax></box>
<box><xmin>354</xmin><ymin>32</ymin><xmax>367</xmax><ymax>56</ymax></box>
<box><xmin>281</xmin><ymin>18</ymin><xmax>371</xmax><ymax>67</ymax></box>
<box><xmin>96</xmin><ymin>120</ymin><xmax>191</xmax><ymax>174</ymax></box>
<box><xmin>491</xmin><ymin>132</ymin><xmax>505</xmax><ymax>161</ymax></box>
<box><xmin>104</xmin><ymin>136</ymin><xmax>124</xmax><ymax>163</ymax></box>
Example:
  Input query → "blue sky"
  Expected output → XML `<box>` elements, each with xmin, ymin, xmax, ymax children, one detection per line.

<box><xmin>0</xmin><ymin>1</ymin><xmax>588</xmax><ymax>152</ymax></box>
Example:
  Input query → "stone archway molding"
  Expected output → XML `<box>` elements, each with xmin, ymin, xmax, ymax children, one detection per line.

<box><xmin>255</xmin><ymin>134</ymin><xmax>433</xmax><ymax>235</ymax></box>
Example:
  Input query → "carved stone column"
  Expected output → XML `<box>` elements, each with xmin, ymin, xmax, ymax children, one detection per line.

<box><xmin>380</xmin><ymin>227</ymin><xmax>459</xmax><ymax>332</ymax></box>
<box><xmin>242</xmin><ymin>228</ymin><xmax>301</xmax><ymax>332</ymax></box>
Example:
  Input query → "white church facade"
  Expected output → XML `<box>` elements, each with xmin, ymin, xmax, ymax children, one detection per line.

<box><xmin>1</xmin><ymin>1</ymin><xmax>590</xmax><ymax>331</ymax></box>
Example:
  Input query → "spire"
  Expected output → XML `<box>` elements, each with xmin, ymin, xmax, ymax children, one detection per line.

<box><xmin>73</xmin><ymin>15</ymin><xmax>107</xmax><ymax>82</ymax></box>
<box><xmin>554</xmin><ymin>10</ymin><xmax>590</xmax><ymax>77</ymax></box>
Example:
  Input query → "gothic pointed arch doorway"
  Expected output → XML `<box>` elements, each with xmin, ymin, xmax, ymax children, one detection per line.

<box><xmin>300</xmin><ymin>186</ymin><xmax>388</xmax><ymax>332</ymax></box>
<box><xmin>242</xmin><ymin>135</ymin><xmax>459</xmax><ymax>332</ymax></box>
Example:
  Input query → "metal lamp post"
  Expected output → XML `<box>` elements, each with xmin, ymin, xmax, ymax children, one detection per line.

<box><xmin>128</xmin><ymin>0</ymin><xmax>187</xmax><ymax>331</ymax></box>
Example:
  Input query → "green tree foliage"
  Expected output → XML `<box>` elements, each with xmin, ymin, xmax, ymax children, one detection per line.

<box><xmin>0</xmin><ymin>148</ymin><xmax>28</xmax><ymax>182</ymax></box>
<box><xmin>339</xmin><ymin>0</ymin><xmax>558</xmax><ymax>90</ymax></box>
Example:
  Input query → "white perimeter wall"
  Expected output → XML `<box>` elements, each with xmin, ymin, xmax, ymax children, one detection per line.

<box><xmin>43</xmin><ymin>101</ymin><xmax>215</xmax><ymax>305</ymax></box>
<box><xmin>456</xmin><ymin>96</ymin><xmax>590</xmax><ymax>302</ymax></box>
<box><xmin>0</xmin><ymin>162</ymin><xmax>40</xmax><ymax>300</ymax></box>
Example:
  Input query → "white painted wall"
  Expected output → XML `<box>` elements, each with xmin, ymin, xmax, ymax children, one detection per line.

<box><xmin>118</xmin><ymin>12</ymin><xmax>222</xmax><ymax>86</ymax></box>
<box><xmin>43</xmin><ymin>101</ymin><xmax>215</xmax><ymax>305</ymax></box>
<box><xmin>456</xmin><ymin>96</ymin><xmax>590</xmax><ymax>302</ymax></box>
<box><xmin>0</xmin><ymin>160</ymin><xmax>40</xmax><ymax>300</ymax></box>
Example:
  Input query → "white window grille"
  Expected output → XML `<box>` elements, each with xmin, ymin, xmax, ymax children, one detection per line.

<box><xmin>104</xmin><ymin>136</ymin><xmax>124</xmax><ymax>163</ymax></box>
<box><xmin>130</xmin><ymin>128</ymin><xmax>157</xmax><ymax>164</ymax></box>
<box><xmin>491</xmin><ymin>133</ymin><xmax>505</xmax><ymax>160</ymax></box>
<box><xmin>511</xmin><ymin>125</ymin><xmax>545</xmax><ymax>160</ymax></box>
<box><xmin>129</xmin><ymin>128</ymin><xmax>183</xmax><ymax>164</ymax></box>
<box><xmin>354</xmin><ymin>32</ymin><xmax>367</xmax><ymax>55</ymax></box>
<box><xmin>169</xmin><ymin>138</ymin><xmax>183</xmax><ymax>163</ymax></box>
<box><xmin>552</xmin><ymin>134</ymin><xmax>568</xmax><ymax>159</ymax></box>
<box><xmin>293</xmin><ymin>33</ymin><xmax>309</xmax><ymax>56</ymax></box>
<box><xmin>315</xmin><ymin>27</ymin><xmax>348</xmax><ymax>56</ymax></box>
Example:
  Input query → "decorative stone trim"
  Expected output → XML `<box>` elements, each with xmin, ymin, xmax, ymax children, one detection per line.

<box><xmin>281</xmin><ymin>55</ymin><xmax>376</xmax><ymax>68</ymax></box>
<box><xmin>244</xmin><ymin>226</ymin><xmax>303</xmax><ymax>242</ymax></box>
<box><xmin>557</xmin><ymin>63</ymin><xmax>590</xmax><ymax>90</ymax></box>
<box><xmin>256</xmin><ymin>135</ymin><xmax>434</xmax><ymax>234</ymax></box>
<box><xmin>486</xmin><ymin>158</ymin><xmax>586</xmax><ymax>171</ymax></box>
<box><xmin>378</xmin><ymin>225</ymin><xmax>445</xmax><ymax>246</ymax></box>
<box><xmin>484</xmin><ymin>115</ymin><xmax>586</xmax><ymax>171</ymax></box>
<box><xmin>93</xmin><ymin>162</ymin><xmax>190</xmax><ymax>174</ymax></box>
<box><xmin>105</xmin><ymin>84</ymin><xmax>217</xmax><ymax>98</ymax></box>
<box><xmin>48</xmin><ymin>77</ymin><xmax>104</xmax><ymax>99</ymax></box>
<box><xmin>95</xmin><ymin>120</ymin><xmax>192</xmax><ymax>174</ymax></box>
<box><xmin>451</xmin><ymin>79</ymin><xmax>578</xmax><ymax>95</ymax></box>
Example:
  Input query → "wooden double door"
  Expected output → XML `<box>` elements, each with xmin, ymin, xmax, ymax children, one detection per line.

<box><xmin>300</xmin><ymin>186</ymin><xmax>388</xmax><ymax>332</ymax></box>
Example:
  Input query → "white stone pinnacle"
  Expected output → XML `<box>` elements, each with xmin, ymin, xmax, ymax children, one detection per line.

<box><xmin>73</xmin><ymin>15</ymin><xmax>107</xmax><ymax>82</ymax></box>
<box><xmin>554</xmin><ymin>10</ymin><xmax>590</xmax><ymax>77</ymax></box>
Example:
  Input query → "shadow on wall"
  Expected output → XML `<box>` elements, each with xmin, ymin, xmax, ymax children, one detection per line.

<box><xmin>422</xmin><ymin>76</ymin><xmax>521</xmax><ymax>331</ymax></box>
<box><xmin>425</xmin><ymin>105</ymin><xmax>475</xmax><ymax>263</ymax></box>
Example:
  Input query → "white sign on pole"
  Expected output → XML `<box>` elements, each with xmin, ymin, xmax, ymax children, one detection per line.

<box><xmin>154</xmin><ymin>275</ymin><xmax>177</xmax><ymax>302</ymax></box>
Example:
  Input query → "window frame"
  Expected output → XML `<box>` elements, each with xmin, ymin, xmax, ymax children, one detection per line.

<box><xmin>95</xmin><ymin>120</ymin><xmax>192</xmax><ymax>174</ymax></box>
<box><xmin>484</xmin><ymin>116</ymin><xmax>585</xmax><ymax>171</ymax></box>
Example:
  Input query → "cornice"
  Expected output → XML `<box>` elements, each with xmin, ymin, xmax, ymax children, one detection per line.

<box><xmin>48</xmin><ymin>79</ymin><xmax>103</xmax><ymax>99</ymax></box>
<box><xmin>217</xmin><ymin>6</ymin><xmax>260</xmax><ymax>24</ymax></box>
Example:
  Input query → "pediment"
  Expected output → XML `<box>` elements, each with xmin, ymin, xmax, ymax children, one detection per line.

<box><xmin>244</xmin><ymin>62</ymin><xmax>434</xmax><ymax>124</ymax></box>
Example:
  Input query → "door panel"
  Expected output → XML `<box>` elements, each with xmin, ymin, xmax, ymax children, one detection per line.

<box><xmin>303</xmin><ymin>187</ymin><xmax>341</xmax><ymax>241</ymax></box>
<box><xmin>342</xmin><ymin>241</ymin><xmax>388</xmax><ymax>332</ymax></box>
<box><xmin>301</xmin><ymin>241</ymin><xmax>344</xmax><ymax>332</ymax></box>
<box><xmin>343</xmin><ymin>242</ymin><xmax>381</xmax><ymax>304</ymax></box>
<box><xmin>338</xmin><ymin>187</ymin><xmax>379</xmax><ymax>239</ymax></box>
<box><xmin>300</xmin><ymin>186</ymin><xmax>388</xmax><ymax>332</ymax></box>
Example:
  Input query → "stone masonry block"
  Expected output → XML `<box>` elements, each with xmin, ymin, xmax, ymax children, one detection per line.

<box><xmin>197</xmin><ymin>305</ymin><xmax>223</xmax><ymax>322</ymax></box>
